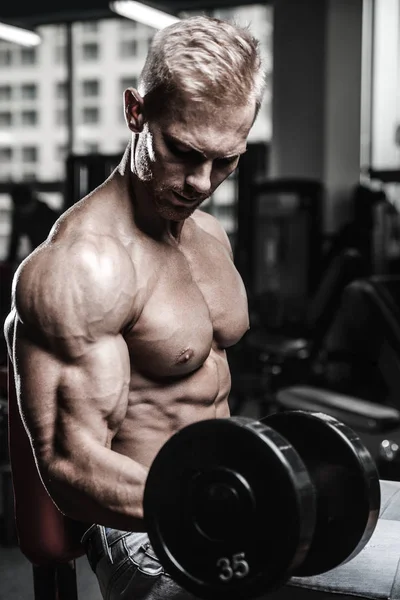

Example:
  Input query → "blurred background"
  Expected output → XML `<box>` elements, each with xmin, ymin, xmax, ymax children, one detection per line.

<box><xmin>2</xmin><ymin>0</ymin><xmax>400</xmax><ymax>595</ymax></box>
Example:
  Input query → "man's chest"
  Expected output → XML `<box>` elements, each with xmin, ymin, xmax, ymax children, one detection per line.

<box><xmin>178</xmin><ymin>236</ymin><xmax>249</xmax><ymax>345</ymax></box>
<box><xmin>124</xmin><ymin>231</ymin><xmax>249</xmax><ymax>376</ymax></box>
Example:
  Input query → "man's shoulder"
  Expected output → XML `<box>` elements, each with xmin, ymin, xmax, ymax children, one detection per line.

<box><xmin>191</xmin><ymin>210</ymin><xmax>233</xmax><ymax>257</ymax></box>
<box><xmin>14</xmin><ymin>233</ymin><xmax>136</xmax><ymax>335</ymax></box>
<box><xmin>21</xmin><ymin>232</ymin><xmax>133</xmax><ymax>280</ymax></box>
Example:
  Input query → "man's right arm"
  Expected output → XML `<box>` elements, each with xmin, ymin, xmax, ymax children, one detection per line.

<box><xmin>7</xmin><ymin>236</ymin><xmax>148</xmax><ymax>531</ymax></box>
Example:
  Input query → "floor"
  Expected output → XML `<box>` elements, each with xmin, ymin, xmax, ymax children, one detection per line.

<box><xmin>0</xmin><ymin>545</ymin><xmax>101</xmax><ymax>600</ymax></box>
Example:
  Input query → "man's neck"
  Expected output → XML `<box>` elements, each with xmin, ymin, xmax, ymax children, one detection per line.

<box><xmin>119</xmin><ymin>143</ymin><xmax>186</xmax><ymax>245</ymax></box>
<box><xmin>132</xmin><ymin>177</ymin><xmax>187</xmax><ymax>244</ymax></box>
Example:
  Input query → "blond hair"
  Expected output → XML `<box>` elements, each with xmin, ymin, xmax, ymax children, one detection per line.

<box><xmin>138</xmin><ymin>15</ymin><xmax>266</xmax><ymax>117</ymax></box>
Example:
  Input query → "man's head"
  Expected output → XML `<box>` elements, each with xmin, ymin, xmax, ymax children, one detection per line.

<box><xmin>138</xmin><ymin>15</ymin><xmax>265</xmax><ymax>120</ymax></box>
<box><xmin>124</xmin><ymin>15</ymin><xmax>266</xmax><ymax>221</ymax></box>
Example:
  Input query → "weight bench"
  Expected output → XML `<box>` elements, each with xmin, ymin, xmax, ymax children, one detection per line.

<box><xmin>7</xmin><ymin>358</ymin><xmax>400</xmax><ymax>600</ymax></box>
<box><xmin>275</xmin><ymin>478</ymin><xmax>400</xmax><ymax>600</ymax></box>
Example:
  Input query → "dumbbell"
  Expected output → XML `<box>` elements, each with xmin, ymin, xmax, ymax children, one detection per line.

<box><xmin>143</xmin><ymin>411</ymin><xmax>380</xmax><ymax>600</ymax></box>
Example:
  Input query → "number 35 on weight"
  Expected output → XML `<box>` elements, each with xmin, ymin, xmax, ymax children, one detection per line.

<box><xmin>217</xmin><ymin>553</ymin><xmax>250</xmax><ymax>582</ymax></box>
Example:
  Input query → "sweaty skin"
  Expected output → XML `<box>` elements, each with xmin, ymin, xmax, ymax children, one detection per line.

<box><xmin>4</xmin><ymin>98</ymin><xmax>253</xmax><ymax>534</ymax></box>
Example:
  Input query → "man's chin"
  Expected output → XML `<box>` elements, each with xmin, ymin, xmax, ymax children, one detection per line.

<box><xmin>154</xmin><ymin>193</ymin><xmax>200</xmax><ymax>220</ymax></box>
<box><xmin>157</xmin><ymin>203</ymin><xmax>198</xmax><ymax>221</ymax></box>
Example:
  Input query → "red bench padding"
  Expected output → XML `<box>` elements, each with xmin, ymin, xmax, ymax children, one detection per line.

<box><xmin>8</xmin><ymin>360</ymin><xmax>85</xmax><ymax>565</ymax></box>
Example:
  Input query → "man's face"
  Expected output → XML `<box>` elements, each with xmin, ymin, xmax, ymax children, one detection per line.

<box><xmin>133</xmin><ymin>96</ymin><xmax>256</xmax><ymax>221</ymax></box>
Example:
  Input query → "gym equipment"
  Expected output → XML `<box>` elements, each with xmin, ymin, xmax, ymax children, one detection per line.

<box><xmin>144</xmin><ymin>410</ymin><xmax>380</xmax><ymax>600</ymax></box>
<box><xmin>321</xmin><ymin>183</ymin><xmax>386</xmax><ymax>279</ymax></box>
<box><xmin>145</xmin><ymin>416</ymin><xmax>315</xmax><ymax>599</ymax></box>
<box><xmin>378</xmin><ymin>439</ymin><xmax>400</xmax><ymax>481</ymax></box>
<box><xmin>7</xmin><ymin>359</ymin><xmax>83</xmax><ymax>600</ymax></box>
<box><xmin>239</xmin><ymin>178</ymin><xmax>324</xmax><ymax>327</ymax></box>
<box><xmin>275</xmin><ymin>276</ymin><xmax>400</xmax><ymax>449</ymax></box>
<box><xmin>234</xmin><ymin>142</ymin><xmax>269</xmax><ymax>292</ymax></box>
<box><xmin>285</xmin><ymin>478</ymin><xmax>400</xmax><ymax>600</ymax></box>
<box><xmin>275</xmin><ymin>386</ymin><xmax>400</xmax><ymax>434</ymax></box>
<box><xmin>229</xmin><ymin>247</ymin><xmax>366</xmax><ymax>418</ymax></box>
<box><xmin>265</xmin><ymin>411</ymin><xmax>380</xmax><ymax>575</ymax></box>
<box><xmin>64</xmin><ymin>153</ymin><xmax>121</xmax><ymax>210</ymax></box>
<box><xmin>245</xmin><ymin>247</ymin><xmax>366</xmax><ymax>375</ymax></box>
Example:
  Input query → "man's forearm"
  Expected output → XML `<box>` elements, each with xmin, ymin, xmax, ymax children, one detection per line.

<box><xmin>42</xmin><ymin>444</ymin><xmax>149</xmax><ymax>531</ymax></box>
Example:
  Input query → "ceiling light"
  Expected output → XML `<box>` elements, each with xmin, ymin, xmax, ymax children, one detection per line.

<box><xmin>110</xmin><ymin>1</ymin><xmax>180</xmax><ymax>30</ymax></box>
<box><xmin>0</xmin><ymin>22</ymin><xmax>41</xmax><ymax>46</ymax></box>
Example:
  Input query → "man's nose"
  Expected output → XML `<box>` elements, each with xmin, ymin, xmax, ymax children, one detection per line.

<box><xmin>185</xmin><ymin>161</ymin><xmax>213</xmax><ymax>195</ymax></box>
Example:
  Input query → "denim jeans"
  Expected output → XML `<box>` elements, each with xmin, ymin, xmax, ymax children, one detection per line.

<box><xmin>81</xmin><ymin>525</ymin><xmax>199</xmax><ymax>600</ymax></box>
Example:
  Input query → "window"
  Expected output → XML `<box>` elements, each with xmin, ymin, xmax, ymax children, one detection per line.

<box><xmin>21</xmin><ymin>83</ymin><xmax>37</xmax><ymax>100</ymax></box>
<box><xmin>57</xmin><ymin>144</ymin><xmax>67</xmax><ymax>161</ymax></box>
<box><xmin>82</xmin><ymin>43</ymin><xmax>99</xmax><ymax>61</ymax></box>
<box><xmin>82</xmin><ymin>107</ymin><xmax>99</xmax><ymax>124</ymax></box>
<box><xmin>120</xmin><ymin>19</ymin><xmax>137</xmax><ymax>31</ymax></box>
<box><xmin>0</xmin><ymin>49</ymin><xmax>12</xmax><ymax>67</ymax></box>
<box><xmin>55</xmin><ymin>45</ymin><xmax>67</xmax><ymax>64</ymax></box>
<box><xmin>22</xmin><ymin>171</ymin><xmax>36</xmax><ymax>182</ymax></box>
<box><xmin>120</xmin><ymin>76</ymin><xmax>138</xmax><ymax>96</ymax></box>
<box><xmin>55</xmin><ymin>108</ymin><xmax>68</xmax><ymax>125</ymax></box>
<box><xmin>0</xmin><ymin>147</ymin><xmax>12</xmax><ymax>161</ymax></box>
<box><xmin>54</xmin><ymin>24</ymin><xmax>67</xmax><ymax>38</ymax></box>
<box><xmin>0</xmin><ymin>112</ymin><xmax>12</xmax><ymax>127</ymax></box>
<box><xmin>120</xmin><ymin>40</ymin><xmax>137</xmax><ymax>57</ymax></box>
<box><xmin>21</xmin><ymin>110</ymin><xmax>38</xmax><ymax>126</ymax></box>
<box><xmin>22</xmin><ymin>146</ymin><xmax>38</xmax><ymax>162</ymax></box>
<box><xmin>0</xmin><ymin>173</ymin><xmax>13</xmax><ymax>182</ymax></box>
<box><xmin>0</xmin><ymin>85</ymin><xmax>12</xmax><ymax>101</ymax></box>
<box><xmin>21</xmin><ymin>47</ymin><xmax>37</xmax><ymax>65</ymax></box>
<box><xmin>82</xmin><ymin>79</ymin><xmax>99</xmax><ymax>97</ymax></box>
<box><xmin>367</xmin><ymin>0</ymin><xmax>400</xmax><ymax>169</ymax></box>
<box><xmin>56</xmin><ymin>81</ymin><xmax>67</xmax><ymax>99</ymax></box>
<box><xmin>84</xmin><ymin>142</ymin><xmax>99</xmax><ymax>153</ymax></box>
<box><xmin>82</xmin><ymin>21</ymin><xmax>99</xmax><ymax>33</ymax></box>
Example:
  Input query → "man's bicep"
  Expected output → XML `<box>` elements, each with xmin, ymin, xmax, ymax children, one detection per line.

<box><xmin>14</xmin><ymin>322</ymin><xmax>130</xmax><ymax>468</ymax></box>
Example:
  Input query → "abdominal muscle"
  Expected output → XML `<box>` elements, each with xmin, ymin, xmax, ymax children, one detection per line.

<box><xmin>111</xmin><ymin>346</ymin><xmax>231</xmax><ymax>469</ymax></box>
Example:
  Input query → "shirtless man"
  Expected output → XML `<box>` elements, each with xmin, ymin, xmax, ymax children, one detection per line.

<box><xmin>4</xmin><ymin>15</ymin><xmax>265</xmax><ymax>600</ymax></box>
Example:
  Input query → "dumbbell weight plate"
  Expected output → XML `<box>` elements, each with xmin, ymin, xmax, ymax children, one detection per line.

<box><xmin>264</xmin><ymin>411</ymin><xmax>381</xmax><ymax>576</ymax></box>
<box><xmin>144</xmin><ymin>417</ymin><xmax>316</xmax><ymax>600</ymax></box>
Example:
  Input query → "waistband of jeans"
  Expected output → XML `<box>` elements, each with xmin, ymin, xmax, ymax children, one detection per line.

<box><xmin>81</xmin><ymin>524</ymin><xmax>110</xmax><ymax>573</ymax></box>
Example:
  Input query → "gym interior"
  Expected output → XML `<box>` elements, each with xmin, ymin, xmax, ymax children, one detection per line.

<box><xmin>1</xmin><ymin>0</ymin><xmax>400</xmax><ymax>599</ymax></box>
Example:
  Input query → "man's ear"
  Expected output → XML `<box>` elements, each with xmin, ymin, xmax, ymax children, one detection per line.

<box><xmin>124</xmin><ymin>88</ymin><xmax>145</xmax><ymax>133</ymax></box>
